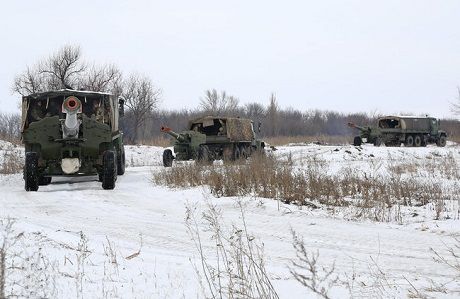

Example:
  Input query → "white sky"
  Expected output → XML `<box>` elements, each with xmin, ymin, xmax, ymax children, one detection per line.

<box><xmin>1</xmin><ymin>0</ymin><xmax>460</xmax><ymax>117</ymax></box>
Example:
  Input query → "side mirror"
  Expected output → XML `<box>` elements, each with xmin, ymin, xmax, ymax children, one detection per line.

<box><xmin>118</xmin><ymin>97</ymin><xmax>125</xmax><ymax>117</ymax></box>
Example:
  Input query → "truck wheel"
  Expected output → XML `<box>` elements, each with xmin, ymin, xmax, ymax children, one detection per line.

<box><xmin>117</xmin><ymin>149</ymin><xmax>126</xmax><ymax>175</ymax></box>
<box><xmin>385</xmin><ymin>141</ymin><xmax>401</xmax><ymax>147</ymax></box>
<box><xmin>414</xmin><ymin>135</ymin><xmax>422</xmax><ymax>147</ymax></box>
<box><xmin>163</xmin><ymin>149</ymin><xmax>174</xmax><ymax>167</ymax></box>
<box><xmin>222</xmin><ymin>146</ymin><xmax>233</xmax><ymax>162</ymax></box>
<box><xmin>353</xmin><ymin>136</ymin><xmax>362</xmax><ymax>146</ymax></box>
<box><xmin>405</xmin><ymin>135</ymin><xmax>414</xmax><ymax>147</ymax></box>
<box><xmin>233</xmin><ymin>146</ymin><xmax>241</xmax><ymax>160</ymax></box>
<box><xmin>24</xmin><ymin>152</ymin><xmax>39</xmax><ymax>191</ymax></box>
<box><xmin>102</xmin><ymin>150</ymin><xmax>117</xmax><ymax>190</ymax></box>
<box><xmin>437</xmin><ymin>136</ymin><xmax>447</xmax><ymax>147</ymax></box>
<box><xmin>39</xmin><ymin>176</ymin><xmax>52</xmax><ymax>186</ymax></box>
<box><xmin>196</xmin><ymin>145</ymin><xmax>212</xmax><ymax>165</ymax></box>
<box><xmin>240</xmin><ymin>145</ymin><xmax>249</xmax><ymax>159</ymax></box>
<box><xmin>373</xmin><ymin>138</ymin><xmax>382</xmax><ymax>147</ymax></box>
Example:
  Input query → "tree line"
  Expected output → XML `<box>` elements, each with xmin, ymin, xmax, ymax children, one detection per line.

<box><xmin>2</xmin><ymin>45</ymin><xmax>459</xmax><ymax>144</ymax></box>
<box><xmin>131</xmin><ymin>95</ymin><xmax>460</xmax><ymax>144</ymax></box>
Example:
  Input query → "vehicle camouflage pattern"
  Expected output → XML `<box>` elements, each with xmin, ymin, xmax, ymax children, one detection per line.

<box><xmin>21</xmin><ymin>89</ymin><xmax>126</xmax><ymax>191</ymax></box>
<box><xmin>161</xmin><ymin>116</ymin><xmax>265</xmax><ymax>166</ymax></box>
<box><xmin>348</xmin><ymin>116</ymin><xmax>447</xmax><ymax>147</ymax></box>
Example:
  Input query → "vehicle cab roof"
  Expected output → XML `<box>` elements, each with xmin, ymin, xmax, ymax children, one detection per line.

<box><xmin>189</xmin><ymin>115</ymin><xmax>251</xmax><ymax>124</ymax></box>
<box><xmin>377</xmin><ymin>115</ymin><xmax>435</xmax><ymax>120</ymax></box>
<box><xmin>26</xmin><ymin>89</ymin><xmax>112</xmax><ymax>100</ymax></box>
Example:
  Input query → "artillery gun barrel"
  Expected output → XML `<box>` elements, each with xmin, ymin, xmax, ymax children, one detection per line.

<box><xmin>347</xmin><ymin>122</ymin><xmax>366</xmax><ymax>131</ymax></box>
<box><xmin>161</xmin><ymin>126</ymin><xmax>186</xmax><ymax>142</ymax></box>
<box><xmin>62</xmin><ymin>96</ymin><xmax>82</xmax><ymax>138</ymax></box>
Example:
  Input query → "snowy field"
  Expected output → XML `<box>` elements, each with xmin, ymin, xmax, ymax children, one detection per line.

<box><xmin>0</xmin><ymin>141</ymin><xmax>459</xmax><ymax>298</ymax></box>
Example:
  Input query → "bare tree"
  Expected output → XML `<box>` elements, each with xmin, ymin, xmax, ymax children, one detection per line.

<box><xmin>122</xmin><ymin>74</ymin><xmax>161</xmax><ymax>143</ymax></box>
<box><xmin>245</xmin><ymin>102</ymin><xmax>265</xmax><ymax>119</ymax></box>
<box><xmin>38</xmin><ymin>45</ymin><xmax>86</xmax><ymax>90</ymax></box>
<box><xmin>451</xmin><ymin>87</ymin><xmax>460</xmax><ymax>115</ymax></box>
<box><xmin>199</xmin><ymin>89</ymin><xmax>240</xmax><ymax>116</ymax></box>
<box><xmin>79</xmin><ymin>64</ymin><xmax>122</xmax><ymax>94</ymax></box>
<box><xmin>12</xmin><ymin>66</ymin><xmax>45</xmax><ymax>96</ymax></box>
<box><xmin>266</xmin><ymin>93</ymin><xmax>279</xmax><ymax>136</ymax></box>
<box><xmin>13</xmin><ymin>45</ymin><xmax>86</xmax><ymax>95</ymax></box>
<box><xmin>0</xmin><ymin>112</ymin><xmax>21</xmax><ymax>142</ymax></box>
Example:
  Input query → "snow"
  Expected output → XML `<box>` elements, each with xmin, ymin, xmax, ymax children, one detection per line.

<box><xmin>0</xmin><ymin>142</ymin><xmax>459</xmax><ymax>298</ymax></box>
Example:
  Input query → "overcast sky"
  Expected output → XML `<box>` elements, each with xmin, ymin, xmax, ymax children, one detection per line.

<box><xmin>1</xmin><ymin>0</ymin><xmax>460</xmax><ymax>117</ymax></box>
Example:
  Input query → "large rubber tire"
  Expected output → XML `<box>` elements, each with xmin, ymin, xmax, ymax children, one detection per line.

<box><xmin>240</xmin><ymin>145</ymin><xmax>249</xmax><ymax>159</ymax></box>
<box><xmin>353</xmin><ymin>136</ymin><xmax>362</xmax><ymax>146</ymax></box>
<box><xmin>385</xmin><ymin>141</ymin><xmax>401</xmax><ymax>147</ymax></box>
<box><xmin>196</xmin><ymin>145</ymin><xmax>212</xmax><ymax>165</ymax></box>
<box><xmin>437</xmin><ymin>136</ymin><xmax>447</xmax><ymax>147</ymax></box>
<box><xmin>117</xmin><ymin>149</ymin><xmax>126</xmax><ymax>175</ymax></box>
<box><xmin>39</xmin><ymin>176</ymin><xmax>52</xmax><ymax>186</ymax></box>
<box><xmin>24</xmin><ymin>152</ymin><xmax>39</xmax><ymax>192</ymax></box>
<box><xmin>102</xmin><ymin>150</ymin><xmax>117</xmax><ymax>190</ymax></box>
<box><xmin>414</xmin><ymin>135</ymin><xmax>422</xmax><ymax>147</ymax></box>
<box><xmin>163</xmin><ymin>149</ymin><xmax>174</xmax><ymax>167</ymax></box>
<box><xmin>405</xmin><ymin>135</ymin><xmax>414</xmax><ymax>147</ymax></box>
<box><xmin>233</xmin><ymin>146</ymin><xmax>241</xmax><ymax>160</ymax></box>
<box><xmin>222</xmin><ymin>146</ymin><xmax>234</xmax><ymax>162</ymax></box>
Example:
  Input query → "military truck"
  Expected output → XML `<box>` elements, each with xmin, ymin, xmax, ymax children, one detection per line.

<box><xmin>161</xmin><ymin>116</ymin><xmax>265</xmax><ymax>166</ymax></box>
<box><xmin>348</xmin><ymin>116</ymin><xmax>447</xmax><ymax>147</ymax></box>
<box><xmin>21</xmin><ymin>89</ymin><xmax>126</xmax><ymax>191</ymax></box>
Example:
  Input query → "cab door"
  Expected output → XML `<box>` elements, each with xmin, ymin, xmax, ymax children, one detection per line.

<box><xmin>430</xmin><ymin>119</ymin><xmax>438</xmax><ymax>136</ymax></box>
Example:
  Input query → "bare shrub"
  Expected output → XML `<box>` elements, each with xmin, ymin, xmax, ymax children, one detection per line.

<box><xmin>0</xmin><ymin>218</ymin><xmax>56</xmax><ymax>298</ymax></box>
<box><xmin>289</xmin><ymin>230</ymin><xmax>338</xmax><ymax>299</ymax></box>
<box><xmin>186</xmin><ymin>200</ymin><xmax>279</xmax><ymax>298</ymax></box>
<box><xmin>431</xmin><ymin>238</ymin><xmax>460</xmax><ymax>276</ymax></box>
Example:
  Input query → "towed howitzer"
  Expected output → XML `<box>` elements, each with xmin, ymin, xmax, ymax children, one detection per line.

<box><xmin>347</xmin><ymin>122</ymin><xmax>381</xmax><ymax>146</ymax></box>
<box><xmin>161</xmin><ymin>126</ymin><xmax>187</xmax><ymax>142</ymax></box>
<box><xmin>347</xmin><ymin>122</ymin><xmax>369</xmax><ymax>132</ymax></box>
<box><xmin>160</xmin><ymin>125</ymin><xmax>207</xmax><ymax>167</ymax></box>
<box><xmin>348</xmin><ymin>116</ymin><xmax>447</xmax><ymax>147</ymax></box>
<box><xmin>61</xmin><ymin>96</ymin><xmax>82</xmax><ymax>139</ymax></box>
<box><xmin>160</xmin><ymin>116</ymin><xmax>266</xmax><ymax>167</ymax></box>
<box><xmin>21</xmin><ymin>90</ymin><xmax>126</xmax><ymax>191</ymax></box>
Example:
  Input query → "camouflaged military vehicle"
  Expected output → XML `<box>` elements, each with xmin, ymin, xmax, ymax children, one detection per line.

<box><xmin>161</xmin><ymin>116</ymin><xmax>265</xmax><ymax>166</ymax></box>
<box><xmin>348</xmin><ymin>116</ymin><xmax>447</xmax><ymax>147</ymax></box>
<box><xmin>21</xmin><ymin>89</ymin><xmax>126</xmax><ymax>191</ymax></box>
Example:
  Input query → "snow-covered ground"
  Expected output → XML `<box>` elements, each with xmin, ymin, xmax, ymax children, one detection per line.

<box><xmin>0</xmin><ymin>141</ymin><xmax>459</xmax><ymax>298</ymax></box>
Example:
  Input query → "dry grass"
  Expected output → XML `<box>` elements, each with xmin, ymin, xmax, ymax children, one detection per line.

<box><xmin>448</xmin><ymin>135</ymin><xmax>460</xmax><ymax>144</ymax></box>
<box><xmin>264</xmin><ymin>135</ymin><xmax>352</xmax><ymax>146</ymax></box>
<box><xmin>153</xmin><ymin>153</ymin><xmax>459</xmax><ymax>222</ymax></box>
<box><xmin>186</xmin><ymin>200</ymin><xmax>279</xmax><ymax>298</ymax></box>
<box><xmin>1</xmin><ymin>218</ymin><xmax>56</xmax><ymax>298</ymax></box>
<box><xmin>0</xmin><ymin>148</ymin><xmax>23</xmax><ymax>174</ymax></box>
<box><xmin>135</xmin><ymin>136</ymin><xmax>172</xmax><ymax>147</ymax></box>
